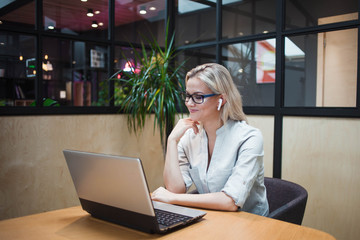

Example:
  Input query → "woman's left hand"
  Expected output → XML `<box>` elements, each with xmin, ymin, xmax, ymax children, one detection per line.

<box><xmin>151</xmin><ymin>187</ymin><xmax>176</xmax><ymax>204</ymax></box>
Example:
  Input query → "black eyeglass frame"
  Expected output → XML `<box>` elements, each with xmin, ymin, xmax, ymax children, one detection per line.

<box><xmin>183</xmin><ymin>92</ymin><xmax>219</xmax><ymax>104</ymax></box>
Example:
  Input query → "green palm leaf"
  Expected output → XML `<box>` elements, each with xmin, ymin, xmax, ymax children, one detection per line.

<box><xmin>107</xmin><ymin>23</ymin><xmax>187</xmax><ymax>151</ymax></box>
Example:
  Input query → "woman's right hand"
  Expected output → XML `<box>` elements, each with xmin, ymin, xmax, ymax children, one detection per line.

<box><xmin>164</xmin><ymin>118</ymin><xmax>197</xmax><ymax>193</ymax></box>
<box><xmin>168</xmin><ymin>118</ymin><xmax>199</xmax><ymax>142</ymax></box>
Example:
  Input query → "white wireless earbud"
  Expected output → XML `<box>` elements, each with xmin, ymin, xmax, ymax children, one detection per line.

<box><xmin>217</xmin><ymin>99</ymin><xmax>223</xmax><ymax>111</ymax></box>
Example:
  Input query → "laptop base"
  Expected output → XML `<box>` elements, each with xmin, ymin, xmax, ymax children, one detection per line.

<box><xmin>80</xmin><ymin>198</ymin><xmax>159</xmax><ymax>234</ymax></box>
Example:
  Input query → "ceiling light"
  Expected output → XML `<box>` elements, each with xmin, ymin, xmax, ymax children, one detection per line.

<box><xmin>60</xmin><ymin>90</ymin><xmax>66</xmax><ymax>99</ymax></box>
<box><xmin>98</xmin><ymin>22</ymin><xmax>104</xmax><ymax>26</ymax></box>
<box><xmin>48</xmin><ymin>25</ymin><xmax>55</xmax><ymax>30</ymax></box>
<box><xmin>149</xmin><ymin>6</ymin><xmax>156</xmax><ymax>11</ymax></box>
<box><xmin>139</xmin><ymin>6</ymin><xmax>147</xmax><ymax>15</ymax></box>
<box><xmin>91</xmin><ymin>21</ymin><xmax>98</xmax><ymax>28</ymax></box>
<box><xmin>0</xmin><ymin>20</ymin><xmax>3</xmax><ymax>24</ymax></box>
<box><xmin>95</xmin><ymin>10</ymin><xmax>100</xmax><ymax>14</ymax></box>
<box><xmin>87</xmin><ymin>9</ymin><xmax>94</xmax><ymax>17</ymax></box>
<box><xmin>81</xmin><ymin>0</ymin><xmax>87</xmax><ymax>2</ymax></box>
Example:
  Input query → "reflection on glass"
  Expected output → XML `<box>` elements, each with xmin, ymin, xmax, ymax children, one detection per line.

<box><xmin>175</xmin><ymin>0</ymin><xmax>216</xmax><ymax>45</ymax></box>
<box><xmin>112</xmin><ymin>46</ymin><xmax>142</xmax><ymax>107</ymax></box>
<box><xmin>285</xmin><ymin>0</ymin><xmax>358</xmax><ymax>29</ymax></box>
<box><xmin>284</xmin><ymin>28</ymin><xmax>357</xmax><ymax>107</ymax></box>
<box><xmin>114</xmin><ymin>0</ymin><xmax>165</xmax><ymax>45</ymax></box>
<box><xmin>223</xmin><ymin>39</ymin><xmax>276</xmax><ymax>107</ymax></box>
<box><xmin>43</xmin><ymin>0</ymin><xmax>108</xmax><ymax>39</ymax></box>
<box><xmin>222</xmin><ymin>0</ymin><xmax>276</xmax><ymax>39</ymax></box>
<box><xmin>42</xmin><ymin>37</ymin><xmax>108</xmax><ymax>106</ymax></box>
<box><xmin>0</xmin><ymin>32</ymin><xmax>36</xmax><ymax>106</ymax></box>
<box><xmin>0</xmin><ymin>0</ymin><xmax>35</xmax><ymax>30</ymax></box>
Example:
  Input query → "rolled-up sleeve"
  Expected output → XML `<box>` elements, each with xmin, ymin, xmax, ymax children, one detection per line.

<box><xmin>221</xmin><ymin>130</ymin><xmax>264</xmax><ymax>208</ymax></box>
<box><xmin>177</xmin><ymin>138</ymin><xmax>193</xmax><ymax>191</ymax></box>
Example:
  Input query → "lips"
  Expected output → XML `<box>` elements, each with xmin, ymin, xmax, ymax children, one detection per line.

<box><xmin>188</xmin><ymin>109</ymin><xmax>198</xmax><ymax>113</ymax></box>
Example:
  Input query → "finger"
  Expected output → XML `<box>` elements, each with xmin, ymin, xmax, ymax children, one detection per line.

<box><xmin>192</xmin><ymin>123</ymin><xmax>199</xmax><ymax>134</ymax></box>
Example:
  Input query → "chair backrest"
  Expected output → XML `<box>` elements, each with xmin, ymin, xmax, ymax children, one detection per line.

<box><xmin>264</xmin><ymin>177</ymin><xmax>308</xmax><ymax>225</ymax></box>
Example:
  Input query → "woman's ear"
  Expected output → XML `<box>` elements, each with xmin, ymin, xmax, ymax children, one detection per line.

<box><xmin>217</xmin><ymin>95</ymin><xmax>227</xmax><ymax>111</ymax></box>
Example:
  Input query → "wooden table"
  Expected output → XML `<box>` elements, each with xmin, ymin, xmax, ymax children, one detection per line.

<box><xmin>0</xmin><ymin>206</ymin><xmax>335</xmax><ymax>240</ymax></box>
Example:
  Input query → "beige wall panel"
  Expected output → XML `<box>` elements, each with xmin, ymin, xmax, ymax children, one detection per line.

<box><xmin>0</xmin><ymin>115</ymin><xmax>164</xmax><ymax>220</ymax></box>
<box><xmin>0</xmin><ymin>114</ymin><xmax>274</xmax><ymax>221</ymax></box>
<box><xmin>247</xmin><ymin>115</ymin><xmax>274</xmax><ymax>178</ymax></box>
<box><xmin>316</xmin><ymin>13</ymin><xmax>358</xmax><ymax>107</ymax></box>
<box><xmin>282</xmin><ymin>117</ymin><xmax>360</xmax><ymax>240</ymax></box>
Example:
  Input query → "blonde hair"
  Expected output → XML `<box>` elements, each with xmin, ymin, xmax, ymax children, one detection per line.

<box><xmin>185</xmin><ymin>63</ymin><xmax>247</xmax><ymax>123</ymax></box>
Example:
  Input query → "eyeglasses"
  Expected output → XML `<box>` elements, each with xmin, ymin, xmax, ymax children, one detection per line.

<box><xmin>182</xmin><ymin>92</ymin><xmax>219</xmax><ymax>104</ymax></box>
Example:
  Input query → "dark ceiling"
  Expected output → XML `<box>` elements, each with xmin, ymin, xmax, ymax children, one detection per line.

<box><xmin>0</xmin><ymin>0</ymin><xmax>166</xmax><ymax>32</ymax></box>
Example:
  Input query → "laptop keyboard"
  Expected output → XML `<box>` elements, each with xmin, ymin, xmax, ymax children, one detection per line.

<box><xmin>155</xmin><ymin>209</ymin><xmax>192</xmax><ymax>227</ymax></box>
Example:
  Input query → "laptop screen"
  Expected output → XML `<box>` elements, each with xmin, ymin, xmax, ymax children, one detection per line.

<box><xmin>63</xmin><ymin>150</ymin><xmax>155</xmax><ymax>216</ymax></box>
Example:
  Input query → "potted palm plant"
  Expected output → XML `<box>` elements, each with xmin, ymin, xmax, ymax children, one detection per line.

<box><xmin>108</xmin><ymin>27</ymin><xmax>187</xmax><ymax>151</ymax></box>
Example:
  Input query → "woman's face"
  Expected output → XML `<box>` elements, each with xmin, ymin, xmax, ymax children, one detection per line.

<box><xmin>185</xmin><ymin>77</ymin><xmax>220</xmax><ymax>123</ymax></box>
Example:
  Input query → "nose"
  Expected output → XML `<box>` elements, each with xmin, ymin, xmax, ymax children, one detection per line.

<box><xmin>186</xmin><ymin>98</ymin><xmax>196</xmax><ymax>107</ymax></box>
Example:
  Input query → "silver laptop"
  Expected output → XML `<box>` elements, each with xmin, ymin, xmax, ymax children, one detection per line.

<box><xmin>63</xmin><ymin>149</ymin><xmax>206</xmax><ymax>233</ymax></box>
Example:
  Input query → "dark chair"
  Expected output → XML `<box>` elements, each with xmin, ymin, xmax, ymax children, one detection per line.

<box><xmin>264</xmin><ymin>177</ymin><xmax>308</xmax><ymax>225</ymax></box>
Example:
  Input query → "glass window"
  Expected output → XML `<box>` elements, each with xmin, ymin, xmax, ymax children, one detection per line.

<box><xmin>42</xmin><ymin>37</ymin><xmax>108</xmax><ymax>106</ymax></box>
<box><xmin>222</xmin><ymin>39</ymin><xmax>276</xmax><ymax>107</ymax></box>
<box><xmin>43</xmin><ymin>0</ymin><xmax>108</xmax><ymax>39</ymax></box>
<box><xmin>0</xmin><ymin>31</ymin><xmax>36</xmax><ymax>106</ymax></box>
<box><xmin>178</xmin><ymin>47</ymin><xmax>217</xmax><ymax>73</ymax></box>
<box><xmin>284</xmin><ymin>28</ymin><xmax>358</xmax><ymax>107</ymax></box>
<box><xmin>0</xmin><ymin>0</ymin><xmax>35</xmax><ymax>30</ymax></box>
<box><xmin>285</xmin><ymin>0</ymin><xmax>358</xmax><ymax>30</ymax></box>
<box><xmin>222</xmin><ymin>0</ymin><xmax>276</xmax><ymax>39</ymax></box>
<box><xmin>115</xmin><ymin>0</ymin><xmax>165</xmax><ymax>46</ymax></box>
<box><xmin>175</xmin><ymin>0</ymin><xmax>216</xmax><ymax>46</ymax></box>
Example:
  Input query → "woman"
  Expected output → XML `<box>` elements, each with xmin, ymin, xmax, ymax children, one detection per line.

<box><xmin>151</xmin><ymin>63</ymin><xmax>269</xmax><ymax>216</ymax></box>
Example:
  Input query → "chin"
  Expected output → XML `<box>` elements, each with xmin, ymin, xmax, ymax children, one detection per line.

<box><xmin>189</xmin><ymin>113</ymin><xmax>201</xmax><ymax>122</ymax></box>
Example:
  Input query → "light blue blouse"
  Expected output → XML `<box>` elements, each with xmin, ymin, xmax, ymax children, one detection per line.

<box><xmin>178</xmin><ymin>120</ymin><xmax>269</xmax><ymax>216</ymax></box>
